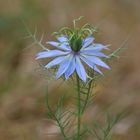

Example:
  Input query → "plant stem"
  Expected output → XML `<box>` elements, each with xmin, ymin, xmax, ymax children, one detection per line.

<box><xmin>76</xmin><ymin>74</ymin><xmax>81</xmax><ymax>140</ymax></box>
<box><xmin>81</xmin><ymin>80</ymin><xmax>92</xmax><ymax>114</ymax></box>
<box><xmin>45</xmin><ymin>88</ymin><xmax>68</xmax><ymax>140</ymax></box>
<box><xmin>55</xmin><ymin>117</ymin><xmax>68</xmax><ymax>140</ymax></box>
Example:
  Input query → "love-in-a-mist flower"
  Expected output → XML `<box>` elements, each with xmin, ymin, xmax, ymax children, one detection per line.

<box><xmin>36</xmin><ymin>19</ymin><xmax>110</xmax><ymax>82</ymax></box>
<box><xmin>36</xmin><ymin>34</ymin><xmax>110</xmax><ymax>82</ymax></box>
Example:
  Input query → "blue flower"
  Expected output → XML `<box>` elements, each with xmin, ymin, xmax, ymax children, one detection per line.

<box><xmin>36</xmin><ymin>35</ymin><xmax>110</xmax><ymax>82</ymax></box>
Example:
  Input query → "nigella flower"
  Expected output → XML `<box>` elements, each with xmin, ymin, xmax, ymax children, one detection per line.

<box><xmin>36</xmin><ymin>35</ymin><xmax>110</xmax><ymax>82</ymax></box>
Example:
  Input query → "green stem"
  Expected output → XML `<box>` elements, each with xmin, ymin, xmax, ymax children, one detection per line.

<box><xmin>81</xmin><ymin>80</ymin><xmax>92</xmax><ymax>114</ymax></box>
<box><xmin>45</xmin><ymin>89</ymin><xmax>68</xmax><ymax>140</ymax></box>
<box><xmin>76</xmin><ymin>74</ymin><xmax>81</xmax><ymax>140</ymax></box>
<box><xmin>55</xmin><ymin>117</ymin><xmax>67</xmax><ymax>140</ymax></box>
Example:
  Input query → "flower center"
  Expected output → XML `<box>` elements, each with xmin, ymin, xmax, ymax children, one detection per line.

<box><xmin>70</xmin><ymin>34</ymin><xmax>82</xmax><ymax>52</ymax></box>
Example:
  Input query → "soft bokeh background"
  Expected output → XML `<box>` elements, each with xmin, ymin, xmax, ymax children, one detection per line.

<box><xmin>0</xmin><ymin>0</ymin><xmax>140</xmax><ymax>140</ymax></box>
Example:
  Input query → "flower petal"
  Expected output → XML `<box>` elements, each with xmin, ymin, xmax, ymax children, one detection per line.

<box><xmin>57</xmin><ymin>35</ymin><xmax>68</xmax><ymax>42</ymax></box>
<box><xmin>56</xmin><ymin>55</ymin><xmax>73</xmax><ymax>79</ymax></box>
<box><xmin>47</xmin><ymin>41</ymin><xmax>59</xmax><ymax>47</ymax></box>
<box><xmin>81</xmin><ymin>55</ymin><xmax>110</xmax><ymax>69</ymax></box>
<box><xmin>80</xmin><ymin>50</ymin><xmax>108</xmax><ymax>58</ymax></box>
<box><xmin>94</xmin><ymin>43</ymin><xmax>109</xmax><ymax>50</ymax></box>
<box><xmin>94</xmin><ymin>65</ymin><xmax>103</xmax><ymax>75</ymax></box>
<box><xmin>36</xmin><ymin>50</ymin><xmax>69</xmax><ymax>59</ymax></box>
<box><xmin>65</xmin><ymin>57</ymin><xmax>76</xmax><ymax>80</ymax></box>
<box><xmin>82</xmin><ymin>36</ymin><xmax>94</xmax><ymax>49</ymax></box>
<box><xmin>80</xmin><ymin>56</ymin><xmax>104</xmax><ymax>75</ymax></box>
<box><xmin>45</xmin><ymin>56</ymin><xmax>66</xmax><ymax>69</ymax></box>
<box><xmin>75</xmin><ymin>56</ymin><xmax>87</xmax><ymax>82</ymax></box>
<box><xmin>47</xmin><ymin>41</ymin><xmax>71</xmax><ymax>51</ymax></box>
<box><xmin>80</xmin><ymin>55</ymin><xmax>94</xmax><ymax>68</ymax></box>
<box><xmin>83</xmin><ymin>44</ymin><xmax>108</xmax><ymax>51</ymax></box>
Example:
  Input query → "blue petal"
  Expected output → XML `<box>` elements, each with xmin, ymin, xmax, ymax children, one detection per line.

<box><xmin>45</xmin><ymin>56</ymin><xmax>66</xmax><ymax>68</ymax></box>
<box><xmin>36</xmin><ymin>50</ymin><xmax>69</xmax><ymax>59</ymax></box>
<box><xmin>80</xmin><ymin>56</ymin><xmax>103</xmax><ymax>75</ymax></box>
<box><xmin>94</xmin><ymin>65</ymin><xmax>103</xmax><ymax>75</ymax></box>
<box><xmin>47</xmin><ymin>41</ymin><xmax>59</xmax><ymax>47</ymax></box>
<box><xmin>47</xmin><ymin>41</ymin><xmax>71</xmax><ymax>51</ymax></box>
<box><xmin>75</xmin><ymin>56</ymin><xmax>87</xmax><ymax>82</ymax></box>
<box><xmin>82</xmin><ymin>36</ymin><xmax>94</xmax><ymax>49</ymax></box>
<box><xmin>56</xmin><ymin>55</ymin><xmax>73</xmax><ymax>79</ymax></box>
<box><xmin>81</xmin><ymin>55</ymin><xmax>110</xmax><ymax>69</ymax></box>
<box><xmin>80</xmin><ymin>55</ymin><xmax>94</xmax><ymax>68</ymax></box>
<box><xmin>94</xmin><ymin>44</ymin><xmax>109</xmax><ymax>50</ymax></box>
<box><xmin>80</xmin><ymin>50</ymin><xmax>108</xmax><ymax>58</ymax></box>
<box><xmin>65</xmin><ymin>56</ymin><xmax>76</xmax><ymax>80</ymax></box>
<box><xmin>57</xmin><ymin>35</ymin><xmax>68</xmax><ymax>42</ymax></box>
<box><xmin>83</xmin><ymin>44</ymin><xmax>108</xmax><ymax>51</ymax></box>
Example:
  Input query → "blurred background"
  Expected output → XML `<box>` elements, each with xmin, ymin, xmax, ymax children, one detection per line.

<box><xmin>0</xmin><ymin>0</ymin><xmax>140</xmax><ymax>140</ymax></box>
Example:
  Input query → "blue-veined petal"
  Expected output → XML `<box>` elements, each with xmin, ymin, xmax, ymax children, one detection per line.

<box><xmin>81</xmin><ymin>55</ymin><xmax>110</xmax><ymax>69</ymax></box>
<box><xmin>65</xmin><ymin>56</ymin><xmax>76</xmax><ymax>80</ymax></box>
<box><xmin>47</xmin><ymin>41</ymin><xmax>71</xmax><ymax>51</ymax></box>
<box><xmin>82</xmin><ymin>36</ymin><xmax>94</xmax><ymax>49</ymax></box>
<box><xmin>56</xmin><ymin>55</ymin><xmax>73</xmax><ymax>79</ymax></box>
<box><xmin>75</xmin><ymin>56</ymin><xmax>87</xmax><ymax>82</ymax></box>
<box><xmin>80</xmin><ymin>50</ymin><xmax>108</xmax><ymax>58</ymax></box>
<box><xmin>45</xmin><ymin>56</ymin><xmax>66</xmax><ymax>69</ymax></box>
<box><xmin>36</xmin><ymin>50</ymin><xmax>69</xmax><ymax>59</ymax></box>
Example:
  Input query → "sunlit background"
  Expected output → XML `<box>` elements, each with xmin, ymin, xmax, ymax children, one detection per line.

<box><xmin>0</xmin><ymin>0</ymin><xmax>140</xmax><ymax>140</ymax></box>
